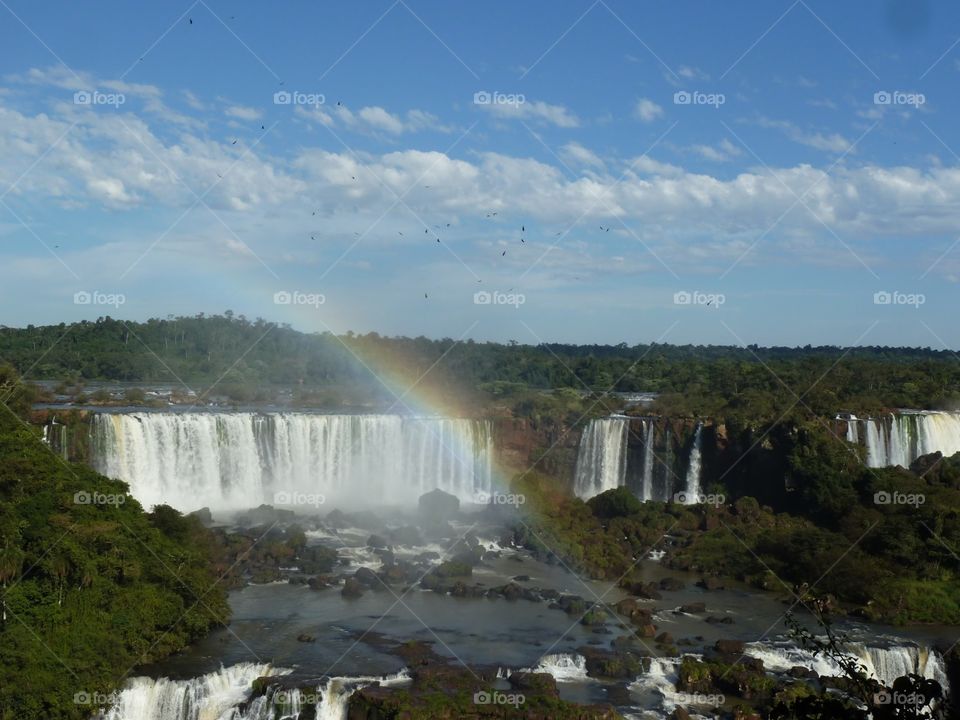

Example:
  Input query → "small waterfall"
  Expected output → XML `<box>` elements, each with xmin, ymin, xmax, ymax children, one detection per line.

<box><xmin>682</xmin><ymin>424</ymin><xmax>703</xmax><ymax>504</ymax></box>
<box><xmin>853</xmin><ymin>412</ymin><xmax>960</xmax><ymax>468</ymax></box>
<box><xmin>41</xmin><ymin>419</ymin><xmax>68</xmax><ymax>460</ymax></box>
<box><xmin>90</xmin><ymin>413</ymin><xmax>494</xmax><ymax>511</ymax></box>
<box><xmin>573</xmin><ymin>418</ymin><xmax>629</xmax><ymax>499</ymax></box>
<box><xmin>100</xmin><ymin>662</ymin><xmax>282</xmax><ymax>720</ymax></box>
<box><xmin>314</xmin><ymin>671</ymin><xmax>411</xmax><ymax>720</ymax></box>
<box><xmin>640</xmin><ymin>419</ymin><xmax>656</xmax><ymax>501</ymax></box>
<box><xmin>523</xmin><ymin>653</ymin><xmax>588</xmax><ymax>682</ymax></box>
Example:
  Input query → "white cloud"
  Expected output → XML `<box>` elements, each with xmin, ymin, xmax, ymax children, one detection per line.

<box><xmin>633</xmin><ymin>98</ymin><xmax>664</xmax><ymax>123</ymax></box>
<box><xmin>480</xmin><ymin>99</ymin><xmax>580</xmax><ymax>128</ymax></box>
<box><xmin>690</xmin><ymin>138</ymin><xmax>742</xmax><ymax>162</ymax></box>
<box><xmin>757</xmin><ymin>117</ymin><xmax>853</xmax><ymax>153</ymax></box>
<box><xmin>225</xmin><ymin>104</ymin><xmax>262</xmax><ymax>121</ymax></box>
<box><xmin>560</xmin><ymin>142</ymin><xmax>605</xmax><ymax>169</ymax></box>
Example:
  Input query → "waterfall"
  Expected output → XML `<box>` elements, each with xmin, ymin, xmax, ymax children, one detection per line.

<box><xmin>573</xmin><ymin>417</ymin><xmax>628</xmax><ymax>499</ymax></box>
<box><xmin>852</xmin><ymin>412</ymin><xmax>960</xmax><ymax>468</ymax></box>
<box><xmin>640</xmin><ymin>419</ymin><xmax>656</xmax><ymax>502</ymax></box>
<box><xmin>100</xmin><ymin>662</ymin><xmax>282</xmax><ymax>720</ymax></box>
<box><xmin>100</xmin><ymin>665</ymin><xmax>411</xmax><ymax>720</ymax></box>
<box><xmin>745</xmin><ymin>640</ymin><xmax>949</xmax><ymax>690</ymax></box>
<box><xmin>682</xmin><ymin>424</ymin><xmax>703</xmax><ymax>504</ymax></box>
<box><xmin>90</xmin><ymin>413</ymin><xmax>493</xmax><ymax>511</ymax></box>
<box><xmin>523</xmin><ymin>653</ymin><xmax>588</xmax><ymax>682</ymax></box>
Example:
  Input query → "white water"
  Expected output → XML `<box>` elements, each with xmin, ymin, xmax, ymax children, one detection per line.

<box><xmin>101</xmin><ymin>665</ymin><xmax>411</xmax><ymax>720</ymax></box>
<box><xmin>524</xmin><ymin>652</ymin><xmax>588</xmax><ymax>682</ymax></box>
<box><xmin>313</xmin><ymin>670</ymin><xmax>411</xmax><ymax>720</ymax></box>
<box><xmin>746</xmin><ymin>640</ymin><xmax>949</xmax><ymax>689</ymax></box>
<box><xmin>91</xmin><ymin>413</ymin><xmax>493</xmax><ymax>511</ymax></box>
<box><xmin>101</xmin><ymin>662</ymin><xmax>283</xmax><ymax>720</ymax></box>
<box><xmin>846</xmin><ymin>412</ymin><xmax>960</xmax><ymax>468</ymax></box>
<box><xmin>573</xmin><ymin>417</ymin><xmax>628</xmax><ymax>499</ymax></box>
<box><xmin>640</xmin><ymin>419</ymin><xmax>656</xmax><ymax>502</ymax></box>
<box><xmin>683</xmin><ymin>424</ymin><xmax>703</xmax><ymax>504</ymax></box>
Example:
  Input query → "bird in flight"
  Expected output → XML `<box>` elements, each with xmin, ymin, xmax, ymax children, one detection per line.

<box><xmin>189</xmin><ymin>18</ymin><xmax>193</xmax><ymax>24</ymax></box>
<box><xmin>501</xmin><ymin>250</ymin><xmax>507</xmax><ymax>256</ymax></box>
<box><xmin>231</xmin><ymin>139</ymin><xmax>238</xmax><ymax>145</ymax></box>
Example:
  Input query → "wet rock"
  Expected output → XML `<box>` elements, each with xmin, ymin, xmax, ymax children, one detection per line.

<box><xmin>388</xmin><ymin>526</ymin><xmax>422</xmax><ymax>546</ymax></box>
<box><xmin>698</xmin><ymin>577</ymin><xmax>725</xmax><ymax>591</ymax></box>
<box><xmin>355</xmin><ymin>567</ymin><xmax>380</xmax><ymax>587</ymax></box>
<box><xmin>508</xmin><ymin>672</ymin><xmax>559</xmax><ymax>697</ymax></box>
<box><xmin>636</xmin><ymin>623</ymin><xmax>657</xmax><ymax>639</ymax></box>
<box><xmin>656</xmin><ymin>632</ymin><xmax>674</xmax><ymax>645</ymax></box>
<box><xmin>706</xmin><ymin>615</ymin><xmax>735</xmax><ymax>625</ymax></box>
<box><xmin>677</xmin><ymin>602</ymin><xmax>706</xmax><ymax>614</ymax></box>
<box><xmin>417</xmin><ymin>488</ymin><xmax>459</xmax><ymax>523</ymax></box>
<box><xmin>296</xmin><ymin>633</ymin><xmax>315</xmax><ymax>643</ymax></box>
<box><xmin>433</xmin><ymin>560</ymin><xmax>472</xmax><ymax>578</ymax></box>
<box><xmin>659</xmin><ymin>577</ymin><xmax>686</xmax><ymax>592</ymax></box>
<box><xmin>307</xmin><ymin>575</ymin><xmax>331</xmax><ymax>590</ymax></box>
<box><xmin>341</xmin><ymin>577</ymin><xmax>365</xmax><ymax>598</ymax></box>
<box><xmin>513</xmin><ymin>574</ymin><xmax>531</xmax><ymax>582</ymax></box>
<box><xmin>367</xmin><ymin>534</ymin><xmax>388</xmax><ymax>549</ymax></box>
<box><xmin>714</xmin><ymin>639</ymin><xmax>745</xmax><ymax>655</ymax></box>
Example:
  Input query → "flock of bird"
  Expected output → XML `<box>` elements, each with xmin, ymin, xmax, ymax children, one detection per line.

<box><xmin>174</xmin><ymin>16</ymin><xmax>610</xmax><ymax>300</ymax></box>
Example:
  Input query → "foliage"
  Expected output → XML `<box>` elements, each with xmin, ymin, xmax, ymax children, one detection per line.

<box><xmin>0</xmin><ymin>370</ymin><xmax>229</xmax><ymax>720</ymax></box>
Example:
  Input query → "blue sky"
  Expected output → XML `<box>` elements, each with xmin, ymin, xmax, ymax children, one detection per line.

<box><xmin>2</xmin><ymin>0</ymin><xmax>960</xmax><ymax>348</ymax></box>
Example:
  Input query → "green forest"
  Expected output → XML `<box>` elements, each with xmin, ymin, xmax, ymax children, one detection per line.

<box><xmin>0</xmin><ymin>366</ymin><xmax>229</xmax><ymax>719</ymax></box>
<box><xmin>3</xmin><ymin>313</ymin><xmax>960</xmax><ymax>417</ymax></box>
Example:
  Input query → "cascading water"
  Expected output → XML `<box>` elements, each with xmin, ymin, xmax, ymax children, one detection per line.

<box><xmin>573</xmin><ymin>417</ymin><xmax>628</xmax><ymax>499</ymax></box>
<box><xmin>90</xmin><ymin>413</ymin><xmax>493</xmax><ymax>511</ymax></box>
<box><xmin>100</xmin><ymin>665</ymin><xmax>411</xmax><ymax>720</ymax></box>
<box><xmin>746</xmin><ymin>640</ymin><xmax>949</xmax><ymax>690</ymax></box>
<box><xmin>640</xmin><ymin>419</ymin><xmax>656</xmax><ymax>502</ymax></box>
<box><xmin>100</xmin><ymin>662</ymin><xmax>282</xmax><ymax>720</ymax></box>
<box><xmin>574</xmin><ymin>417</ymin><xmax>702</xmax><ymax>502</ymax></box>
<box><xmin>682</xmin><ymin>424</ymin><xmax>703</xmax><ymax>504</ymax></box>
<box><xmin>844</xmin><ymin>412</ymin><xmax>960</xmax><ymax>468</ymax></box>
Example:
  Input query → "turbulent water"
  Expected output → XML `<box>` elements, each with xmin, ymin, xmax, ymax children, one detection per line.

<box><xmin>746</xmin><ymin>640</ymin><xmax>949</xmax><ymax>689</ymax></box>
<box><xmin>91</xmin><ymin>412</ymin><xmax>493</xmax><ymax>511</ymax></box>
<box><xmin>100</xmin><ymin>662</ymin><xmax>282</xmax><ymax>720</ymax></box>
<box><xmin>841</xmin><ymin>411</ymin><xmax>960</xmax><ymax>468</ymax></box>
<box><xmin>100</xmin><ymin>665</ymin><xmax>411</xmax><ymax>720</ymax></box>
